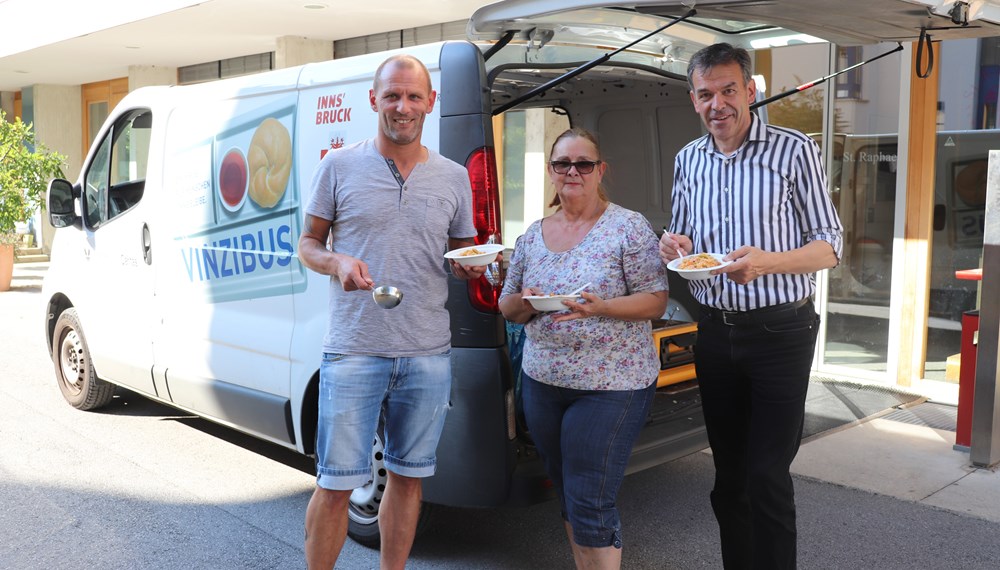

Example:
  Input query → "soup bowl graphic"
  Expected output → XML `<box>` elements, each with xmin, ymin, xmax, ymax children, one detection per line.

<box><xmin>219</xmin><ymin>147</ymin><xmax>249</xmax><ymax>212</ymax></box>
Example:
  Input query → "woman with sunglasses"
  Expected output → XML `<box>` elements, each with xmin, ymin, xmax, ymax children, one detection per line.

<box><xmin>499</xmin><ymin>128</ymin><xmax>669</xmax><ymax>570</ymax></box>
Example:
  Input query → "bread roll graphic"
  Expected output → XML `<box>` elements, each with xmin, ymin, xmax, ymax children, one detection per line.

<box><xmin>247</xmin><ymin>117</ymin><xmax>292</xmax><ymax>208</ymax></box>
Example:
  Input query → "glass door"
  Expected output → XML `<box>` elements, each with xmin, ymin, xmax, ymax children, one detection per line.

<box><xmin>817</xmin><ymin>45</ymin><xmax>903</xmax><ymax>377</ymax></box>
<box><xmin>922</xmin><ymin>37</ymin><xmax>993</xmax><ymax>382</ymax></box>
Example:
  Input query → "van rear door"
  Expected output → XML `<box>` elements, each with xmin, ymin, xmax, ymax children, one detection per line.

<box><xmin>469</xmin><ymin>1</ymin><xmax>1000</xmax><ymax>48</ymax></box>
<box><xmin>470</xmin><ymin>0</ymin><xmax>1000</xmax><ymax>318</ymax></box>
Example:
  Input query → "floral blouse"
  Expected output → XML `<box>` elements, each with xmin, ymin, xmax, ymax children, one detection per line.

<box><xmin>500</xmin><ymin>203</ymin><xmax>668</xmax><ymax>391</ymax></box>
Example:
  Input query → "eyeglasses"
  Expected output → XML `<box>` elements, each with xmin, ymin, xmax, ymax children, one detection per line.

<box><xmin>549</xmin><ymin>160</ymin><xmax>602</xmax><ymax>175</ymax></box>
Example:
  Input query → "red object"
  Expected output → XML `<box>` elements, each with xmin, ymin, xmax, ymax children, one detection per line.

<box><xmin>955</xmin><ymin>268</ymin><xmax>983</xmax><ymax>281</ymax></box>
<box><xmin>464</xmin><ymin>146</ymin><xmax>503</xmax><ymax>314</ymax></box>
<box><xmin>956</xmin><ymin>310</ymin><xmax>980</xmax><ymax>449</ymax></box>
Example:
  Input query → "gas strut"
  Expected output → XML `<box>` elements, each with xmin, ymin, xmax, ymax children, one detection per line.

<box><xmin>751</xmin><ymin>43</ymin><xmax>904</xmax><ymax>110</ymax></box>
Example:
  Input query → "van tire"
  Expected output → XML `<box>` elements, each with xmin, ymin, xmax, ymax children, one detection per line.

<box><xmin>52</xmin><ymin>308</ymin><xmax>115</xmax><ymax>410</ymax></box>
<box><xmin>346</xmin><ymin>429</ymin><xmax>433</xmax><ymax>548</ymax></box>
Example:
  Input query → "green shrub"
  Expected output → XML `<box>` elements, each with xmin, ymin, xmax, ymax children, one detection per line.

<box><xmin>0</xmin><ymin>110</ymin><xmax>66</xmax><ymax>244</ymax></box>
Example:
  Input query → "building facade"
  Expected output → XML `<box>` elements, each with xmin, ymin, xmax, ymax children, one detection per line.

<box><xmin>2</xmin><ymin>1</ymin><xmax>995</xmax><ymax>399</ymax></box>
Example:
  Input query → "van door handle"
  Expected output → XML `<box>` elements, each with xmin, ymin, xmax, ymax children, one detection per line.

<box><xmin>142</xmin><ymin>223</ymin><xmax>152</xmax><ymax>265</ymax></box>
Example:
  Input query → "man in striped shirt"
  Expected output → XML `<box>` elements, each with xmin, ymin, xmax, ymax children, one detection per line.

<box><xmin>659</xmin><ymin>43</ymin><xmax>843</xmax><ymax>569</ymax></box>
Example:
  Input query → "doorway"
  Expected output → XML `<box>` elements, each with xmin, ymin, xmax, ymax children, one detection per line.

<box><xmin>81</xmin><ymin>78</ymin><xmax>128</xmax><ymax>159</ymax></box>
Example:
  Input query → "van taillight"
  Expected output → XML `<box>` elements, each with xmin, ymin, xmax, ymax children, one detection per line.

<box><xmin>465</xmin><ymin>147</ymin><xmax>502</xmax><ymax>313</ymax></box>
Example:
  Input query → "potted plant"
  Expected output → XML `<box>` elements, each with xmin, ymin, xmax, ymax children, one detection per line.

<box><xmin>0</xmin><ymin>109</ymin><xmax>65</xmax><ymax>291</ymax></box>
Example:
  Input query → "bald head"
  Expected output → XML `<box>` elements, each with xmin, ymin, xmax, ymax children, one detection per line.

<box><xmin>373</xmin><ymin>54</ymin><xmax>432</xmax><ymax>94</ymax></box>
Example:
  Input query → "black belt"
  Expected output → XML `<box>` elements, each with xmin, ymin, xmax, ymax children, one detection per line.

<box><xmin>701</xmin><ymin>298</ymin><xmax>811</xmax><ymax>326</ymax></box>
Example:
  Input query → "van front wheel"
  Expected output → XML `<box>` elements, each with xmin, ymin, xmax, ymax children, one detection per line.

<box><xmin>52</xmin><ymin>308</ymin><xmax>115</xmax><ymax>410</ymax></box>
<box><xmin>346</xmin><ymin>430</ymin><xmax>433</xmax><ymax>548</ymax></box>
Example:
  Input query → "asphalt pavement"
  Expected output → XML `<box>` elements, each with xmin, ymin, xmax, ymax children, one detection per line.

<box><xmin>3</xmin><ymin>261</ymin><xmax>1000</xmax><ymax>569</ymax></box>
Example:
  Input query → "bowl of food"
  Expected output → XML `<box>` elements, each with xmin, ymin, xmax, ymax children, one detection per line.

<box><xmin>523</xmin><ymin>294</ymin><xmax>583</xmax><ymax>312</ymax></box>
<box><xmin>444</xmin><ymin>243</ymin><xmax>504</xmax><ymax>266</ymax></box>
<box><xmin>667</xmin><ymin>252</ymin><xmax>732</xmax><ymax>280</ymax></box>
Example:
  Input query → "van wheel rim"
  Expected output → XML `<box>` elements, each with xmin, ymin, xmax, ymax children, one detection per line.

<box><xmin>58</xmin><ymin>330</ymin><xmax>85</xmax><ymax>395</ymax></box>
<box><xmin>348</xmin><ymin>434</ymin><xmax>387</xmax><ymax>525</ymax></box>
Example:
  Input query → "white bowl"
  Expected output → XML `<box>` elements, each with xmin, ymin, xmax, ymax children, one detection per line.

<box><xmin>444</xmin><ymin>243</ymin><xmax>504</xmax><ymax>266</ymax></box>
<box><xmin>667</xmin><ymin>252</ymin><xmax>732</xmax><ymax>281</ymax></box>
<box><xmin>523</xmin><ymin>294</ymin><xmax>583</xmax><ymax>312</ymax></box>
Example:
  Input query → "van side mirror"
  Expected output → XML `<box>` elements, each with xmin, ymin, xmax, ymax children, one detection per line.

<box><xmin>932</xmin><ymin>204</ymin><xmax>946</xmax><ymax>231</ymax></box>
<box><xmin>48</xmin><ymin>179</ymin><xmax>78</xmax><ymax>228</ymax></box>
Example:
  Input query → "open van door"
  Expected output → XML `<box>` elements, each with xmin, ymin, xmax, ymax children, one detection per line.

<box><xmin>470</xmin><ymin>1</ymin><xmax>1000</xmax><ymax>49</ymax></box>
<box><xmin>470</xmin><ymin>0</ymin><xmax>1000</xmax><ymax>317</ymax></box>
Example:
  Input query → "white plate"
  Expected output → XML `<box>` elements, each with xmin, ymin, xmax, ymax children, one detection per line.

<box><xmin>667</xmin><ymin>253</ymin><xmax>732</xmax><ymax>280</ymax></box>
<box><xmin>523</xmin><ymin>294</ymin><xmax>583</xmax><ymax>312</ymax></box>
<box><xmin>444</xmin><ymin>243</ymin><xmax>504</xmax><ymax>266</ymax></box>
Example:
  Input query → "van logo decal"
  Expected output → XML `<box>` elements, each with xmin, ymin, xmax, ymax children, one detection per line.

<box><xmin>164</xmin><ymin>100</ymin><xmax>305</xmax><ymax>303</ymax></box>
<box><xmin>180</xmin><ymin>224</ymin><xmax>295</xmax><ymax>282</ymax></box>
<box><xmin>315</xmin><ymin>93</ymin><xmax>352</xmax><ymax>160</ymax></box>
<box><xmin>321</xmin><ymin>133</ymin><xmax>346</xmax><ymax>160</ymax></box>
<box><xmin>315</xmin><ymin>92</ymin><xmax>352</xmax><ymax>126</ymax></box>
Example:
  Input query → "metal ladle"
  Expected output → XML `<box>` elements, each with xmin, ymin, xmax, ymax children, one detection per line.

<box><xmin>372</xmin><ymin>285</ymin><xmax>403</xmax><ymax>309</ymax></box>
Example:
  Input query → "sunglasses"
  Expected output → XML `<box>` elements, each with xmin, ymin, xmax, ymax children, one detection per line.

<box><xmin>549</xmin><ymin>160</ymin><xmax>602</xmax><ymax>175</ymax></box>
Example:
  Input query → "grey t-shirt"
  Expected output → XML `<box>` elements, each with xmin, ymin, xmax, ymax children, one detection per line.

<box><xmin>305</xmin><ymin>139</ymin><xmax>477</xmax><ymax>356</ymax></box>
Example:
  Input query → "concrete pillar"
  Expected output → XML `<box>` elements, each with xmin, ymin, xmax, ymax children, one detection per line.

<box><xmin>542</xmin><ymin>110</ymin><xmax>566</xmax><ymax>217</ymax></box>
<box><xmin>29</xmin><ymin>84</ymin><xmax>82</xmax><ymax>254</ymax></box>
<box><xmin>274</xmin><ymin>36</ymin><xmax>333</xmax><ymax>69</ymax></box>
<box><xmin>970</xmin><ymin>149</ymin><xmax>1000</xmax><ymax>468</ymax></box>
<box><xmin>0</xmin><ymin>92</ymin><xmax>13</xmax><ymax>119</ymax></box>
<box><xmin>518</xmin><ymin>109</ymin><xmax>570</xmax><ymax>234</ymax></box>
<box><xmin>129</xmin><ymin>65</ymin><xmax>177</xmax><ymax>90</ymax></box>
<box><xmin>523</xmin><ymin>109</ymin><xmax>548</xmax><ymax>227</ymax></box>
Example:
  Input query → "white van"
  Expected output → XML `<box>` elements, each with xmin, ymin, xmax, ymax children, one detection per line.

<box><xmin>41</xmin><ymin>0</ymin><xmax>1000</xmax><ymax>546</ymax></box>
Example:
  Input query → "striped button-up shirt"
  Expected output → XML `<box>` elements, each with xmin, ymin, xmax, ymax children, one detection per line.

<box><xmin>669</xmin><ymin>114</ymin><xmax>844</xmax><ymax>311</ymax></box>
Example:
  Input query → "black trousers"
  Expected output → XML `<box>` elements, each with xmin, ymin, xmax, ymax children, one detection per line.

<box><xmin>695</xmin><ymin>300</ymin><xmax>820</xmax><ymax>570</ymax></box>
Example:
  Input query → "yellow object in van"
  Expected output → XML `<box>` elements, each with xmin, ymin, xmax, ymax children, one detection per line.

<box><xmin>651</xmin><ymin>320</ymin><xmax>698</xmax><ymax>388</ymax></box>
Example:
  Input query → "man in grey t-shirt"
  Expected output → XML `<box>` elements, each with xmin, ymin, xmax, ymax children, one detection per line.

<box><xmin>298</xmin><ymin>54</ymin><xmax>490</xmax><ymax>570</ymax></box>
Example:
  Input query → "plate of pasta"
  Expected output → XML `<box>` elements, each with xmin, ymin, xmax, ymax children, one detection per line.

<box><xmin>667</xmin><ymin>252</ymin><xmax>731</xmax><ymax>280</ymax></box>
<box><xmin>444</xmin><ymin>243</ymin><xmax>504</xmax><ymax>266</ymax></box>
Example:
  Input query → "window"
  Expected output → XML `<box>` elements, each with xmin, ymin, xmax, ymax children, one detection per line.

<box><xmin>178</xmin><ymin>53</ymin><xmax>273</xmax><ymax>85</ymax></box>
<box><xmin>333</xmin><ymin>20</ymin><xmax>467</xmax><ymax>58</ymax></box>
<box><xmin>83</xmin><ymin>110</ymin><xmax>152</xmax><ymax>228</ymax></box>
<box><xmin>835</xmin><ymin>47</ymin><xmax>863</xmax><ymax>100</ymax></box>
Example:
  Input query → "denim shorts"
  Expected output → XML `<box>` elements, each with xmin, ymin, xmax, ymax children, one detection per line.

<box><xmin>521</xmin><ymin>373</ymin><xmax>656</xmax><ymax>548</ymax></box>
<box><xmin>315</xmin><ymin>352</ymin><xmax>452</xmax><ymax>490</ymax></box>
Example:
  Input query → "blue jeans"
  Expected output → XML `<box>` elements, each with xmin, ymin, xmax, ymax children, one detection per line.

<box><xmin>521</xmin><ymin>373</ymin><xmax>656</xmax><ymax>548</ymax></box>
<box><xmin>696</xmin><ymin>301</ymin><xmax>820</xmax><ymax>569</ymax></box>
<box><xmin>315</xmin><ymin>352</ymin><xmax>452</xmax><ymax>490</ymax></box>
